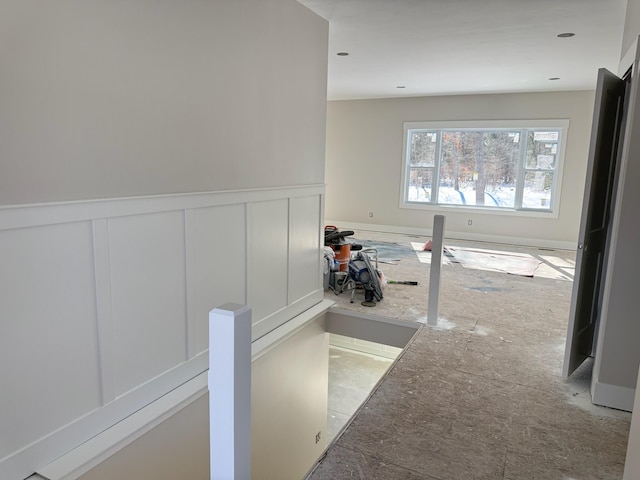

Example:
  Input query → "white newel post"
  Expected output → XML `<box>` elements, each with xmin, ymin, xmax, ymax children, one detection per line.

<box><xmin>427</xmin><ymin>215</ymin><xmax>446</xmax><ymax>326</ymax></box>
<box><xmin>209</xmin><ymin>304</ymin><xmax>252</xmax><ymax>480</ymax></box>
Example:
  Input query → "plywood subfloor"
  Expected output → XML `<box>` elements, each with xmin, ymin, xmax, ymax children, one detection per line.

<box><xmin>311</xmin><ymin>230</ymin><xmax>630</xmax><ymax>480</ymax></box>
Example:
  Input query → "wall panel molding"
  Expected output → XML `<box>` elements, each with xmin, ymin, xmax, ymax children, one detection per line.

<box><xmin>92</xmin><ymin>219</ymin><xmax>116</xmax><ymax>405</ymax></box>
<box><xmin>0</xmin><ymin>185</ymin><xmax>325</xmax><ymax>480</ymax></box>
<box><xmin>0</xmin><ymin>185</ymin><xmax>325</xmax><ymax>232</ymax></box>
<box><xmin>184</xmin><ymin>209</ymin><xmax>198</xmax><ymax>360</ymax></box>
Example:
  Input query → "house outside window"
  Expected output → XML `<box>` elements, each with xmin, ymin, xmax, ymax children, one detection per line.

<box><xmin>401</xmin><ymin>120</ymin><xmax>569</xmax><ymax>216</ymax></box>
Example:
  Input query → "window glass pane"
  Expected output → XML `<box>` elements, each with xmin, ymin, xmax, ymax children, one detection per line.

<box><xmin>525</xmin><ymin>131</ymin><xmax>558</xmax><ymax>169</ymax></box>
<box><xmin>523</xmin><ymin>171</ymin><xmax>554</xmax><ymax>209</ymax></box>
<box><xmin>410</xmin><ymin>131</ymin><xmax>437</xmax><ymax>167</ymax></box>
<box><xmin>407</xmin><ymin>167</ymin><xmax>433</xmax><ymax>202</ymax></box>
<box><xmin>438</xmin><ymin>130</ymin><xmax>518</xmax><ymax>208</ymax></box>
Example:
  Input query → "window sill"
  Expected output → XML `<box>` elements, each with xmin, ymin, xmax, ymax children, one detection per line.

<box><xmin>400</xmin><ymin>201</ymin><xmax>559</xmax><ymax>219</ymax></box>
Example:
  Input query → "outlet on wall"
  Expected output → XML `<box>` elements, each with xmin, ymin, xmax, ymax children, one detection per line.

<box><xmin>467</xmin><ymin>219</ymin><xmax>473</xmax><ymax>226</ymax></box>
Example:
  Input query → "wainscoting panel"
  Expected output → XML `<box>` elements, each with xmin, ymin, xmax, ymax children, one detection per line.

<box><xmin>289</xmin><ymin>195</ymin><xmax>322</xmax><ymax>304</ymax></box>
<box><xmin>0</xmin><ymin>221</ymin><xmax>102</xmax><ymax>461</ymax></box>
<box><xmin>0</xmin><ymin>185</ymin><xmax>324</xmax><ymax>480</ymax></box>
<box><xmin>192</xmin><ymin>204</ymin><xmax>247</xmax><ymax>355</ymax></box>
<box><xmin>108</xmin><ymin>211</ymin><xmax>188</xmax><ymax>397</ymax></box>
<box><xmin>247</xmin><ymin>199</ymin><xmax>290</xmax><ymax>334</ymax></box>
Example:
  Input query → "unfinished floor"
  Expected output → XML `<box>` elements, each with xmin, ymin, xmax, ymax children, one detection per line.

<box><xmin>309</xmin><ymin>230</ymin><xmax>631</xmax><ymax>480</ymax></box>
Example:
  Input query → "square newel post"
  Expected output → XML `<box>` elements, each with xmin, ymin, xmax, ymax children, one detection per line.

<box><xmin>427</xmin><ymin>215</ymin><xmax>446</xmax><ymax>326</ymax></box>
<box><xmin>209</xmin><ymin>303</ymin><xmax>252</xmax><ymax>480</ymax></box>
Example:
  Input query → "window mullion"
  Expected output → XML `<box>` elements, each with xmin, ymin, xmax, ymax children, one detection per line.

<box><xmin>514</xmin><ymin>129</ymin><xmax>527</xmax><ymax>209</ymax></box>
<box><xmin>404</xmin><ymin>128</ymin><xmax>414</xmax><ymax>202</ymax></box>
<box><xmin>432</xmin><ymin>130</ymin><xmax>443</xmax><ymax>204</ymax></box>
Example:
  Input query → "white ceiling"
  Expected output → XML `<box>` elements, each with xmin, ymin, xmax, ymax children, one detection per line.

<box><xmin>298</xmin><ymin>0</ymin><xmax>628</xmax><ymax>101</ymax></box>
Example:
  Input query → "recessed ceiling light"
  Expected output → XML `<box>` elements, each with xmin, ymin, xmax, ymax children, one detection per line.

<box><xmin>336</xmin><ymin>52</ymin><xmax>349</xmax><ymax>56</ymax></box>
<box><xmin>557</xmin><ymin>32</ymin><xmax>575</xmax><ymax>38</ymax></box>
<box><xmin>549</xmin><ymin>77</ymin><xmax>561</xmax><ymax>81</ymax></box>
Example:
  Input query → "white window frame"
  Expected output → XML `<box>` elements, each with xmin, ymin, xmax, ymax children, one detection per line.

<box><xmin>399</xmin><ymin>119</ymin><xmax>570</xmax><ymax>219</ymax></box>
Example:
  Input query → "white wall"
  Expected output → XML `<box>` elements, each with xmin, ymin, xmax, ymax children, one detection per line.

<box><xmin>0</xmin><ymin>1</ymin><xmax>329</xmax><ymax>478</ymax></box>
<box><xmin>77</xmin><ymin>395</ymin><xmax>210</xmax><ymax>480</ymax></box>
<box><xmin>76</xmin><ymin>317</ymin><xmax>329</xmax><ymax>480</ymax></box>
<box><xmin>251</xmin><ymin>317</ymin><xmax>329</xmax><ymax>480</ymax></box>
<box><xmin>622</xmin><ymin>0</ymin><xmax>640</xmax><ymax>60</ymax></box>
<box><xmin>325</xmin><ymin>91</ymin><xmax>594</xmax><ymax>247</ymax></box>
<box><xmin>0</xmin><ymin>0</ymin><xmax>327</xmax><ymax>205</ymax></box>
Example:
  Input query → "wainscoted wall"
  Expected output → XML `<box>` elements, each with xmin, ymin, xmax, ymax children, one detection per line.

<box><xmin>0</xmin><ymin>185</ymin><xmax>324</xmax><ymax>480</ymax></box>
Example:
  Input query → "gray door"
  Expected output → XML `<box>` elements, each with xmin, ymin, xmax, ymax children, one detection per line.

<box><xmin>563</xmin><ymin>68</ymin><xmax>627</xmax><ymax>378</ymax></box>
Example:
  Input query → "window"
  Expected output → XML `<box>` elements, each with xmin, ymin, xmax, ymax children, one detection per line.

<box><xmin>401</xmin><ymin>120</ymin><xmax>569</xmax><ymax>215</ymax></box>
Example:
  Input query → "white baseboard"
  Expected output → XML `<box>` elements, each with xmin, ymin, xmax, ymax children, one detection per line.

<box><xmin>325</xmin><ymin>220</ymin><xmax>577</xmax><ymax>250</ymax></box>
<box><xmin>591</xmin><ymin>381</ymin><xmax>635</xmax><ymax>412</ymax></box>
<box><xmin>329</xmin><ymin>333</ymin><xmax>403</xmax><ymax>359</ymax></box>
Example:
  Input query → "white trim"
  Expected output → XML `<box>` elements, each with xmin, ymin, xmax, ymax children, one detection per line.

<box><xmin>619</xmin><ymin>37</ymin><xmax>639</xmax><ymax>78</ymax></box>
<box><xmin>287</xmin><ymin>197</ymin><xmax>293</xmax><ymax>306</ymax></box>
<box><xmin>0</xmin><ymin>185</ymin><xmax>325</xmax><ymax>231</ymax></box>
<box><xmin>324</xmin><ymin>220</ymin><xmax>576</xmax><ymax>251</ymax></box>
<box><xmin>591</xmin><ymin>380</ymin><xmax>635</xmax><ymax>412</ymax></box>
<box><xmin>184</xmin><ymin>209</ymin><xmax>198</xmax><ymax>360</ymax></box>
<box><xmin>329</xmin><ymin>334</ymin><xmax>402</xmax><ymax>360</ymax></box>
<box><xmin>242</xmin><ymin>202</ymin><xmax>249</xmax><ymax>306</ymax></box>
<box><xmin>92</xmin><ymin>219</ymin><xmax>116</xmax><ymax>405</ymax></box>
<box><xmin>251</xmin><ymin>299</ymin><xmax>333</xmax><ymax>361</ymax></box>
<box><xmin>403</xmin><ymin>119</ymin><xmax>572</xmax><ymax>130</ymax></box>
<box><xmin>252</xmin><ymin>289</ymin><xmax>325</xmax><ymax>341</ymax></box>
<box><xmin>400</xmin><ymin>199</ymin><xmax>560</xmax><ymax>218</ymax></box>
<box><xmin>318</xmin><ymin>193</ymin><xmax>327</xmax><ymax>295</ymax></box>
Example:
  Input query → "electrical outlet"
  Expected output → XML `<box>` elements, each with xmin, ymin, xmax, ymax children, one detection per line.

<box><xmin>315</xmin><ymin>431</ymin><xmax>321</xmax><ymax>444</ymax></box>
<box><xmin>467</xmin><ymin>219</ymin><xmax>473</xmax><ymax>226</ymax></box>
<box><xmin>368</xmin><ymin>211</ymin><xmax>374</xmax><ymax>218</ymax></box>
